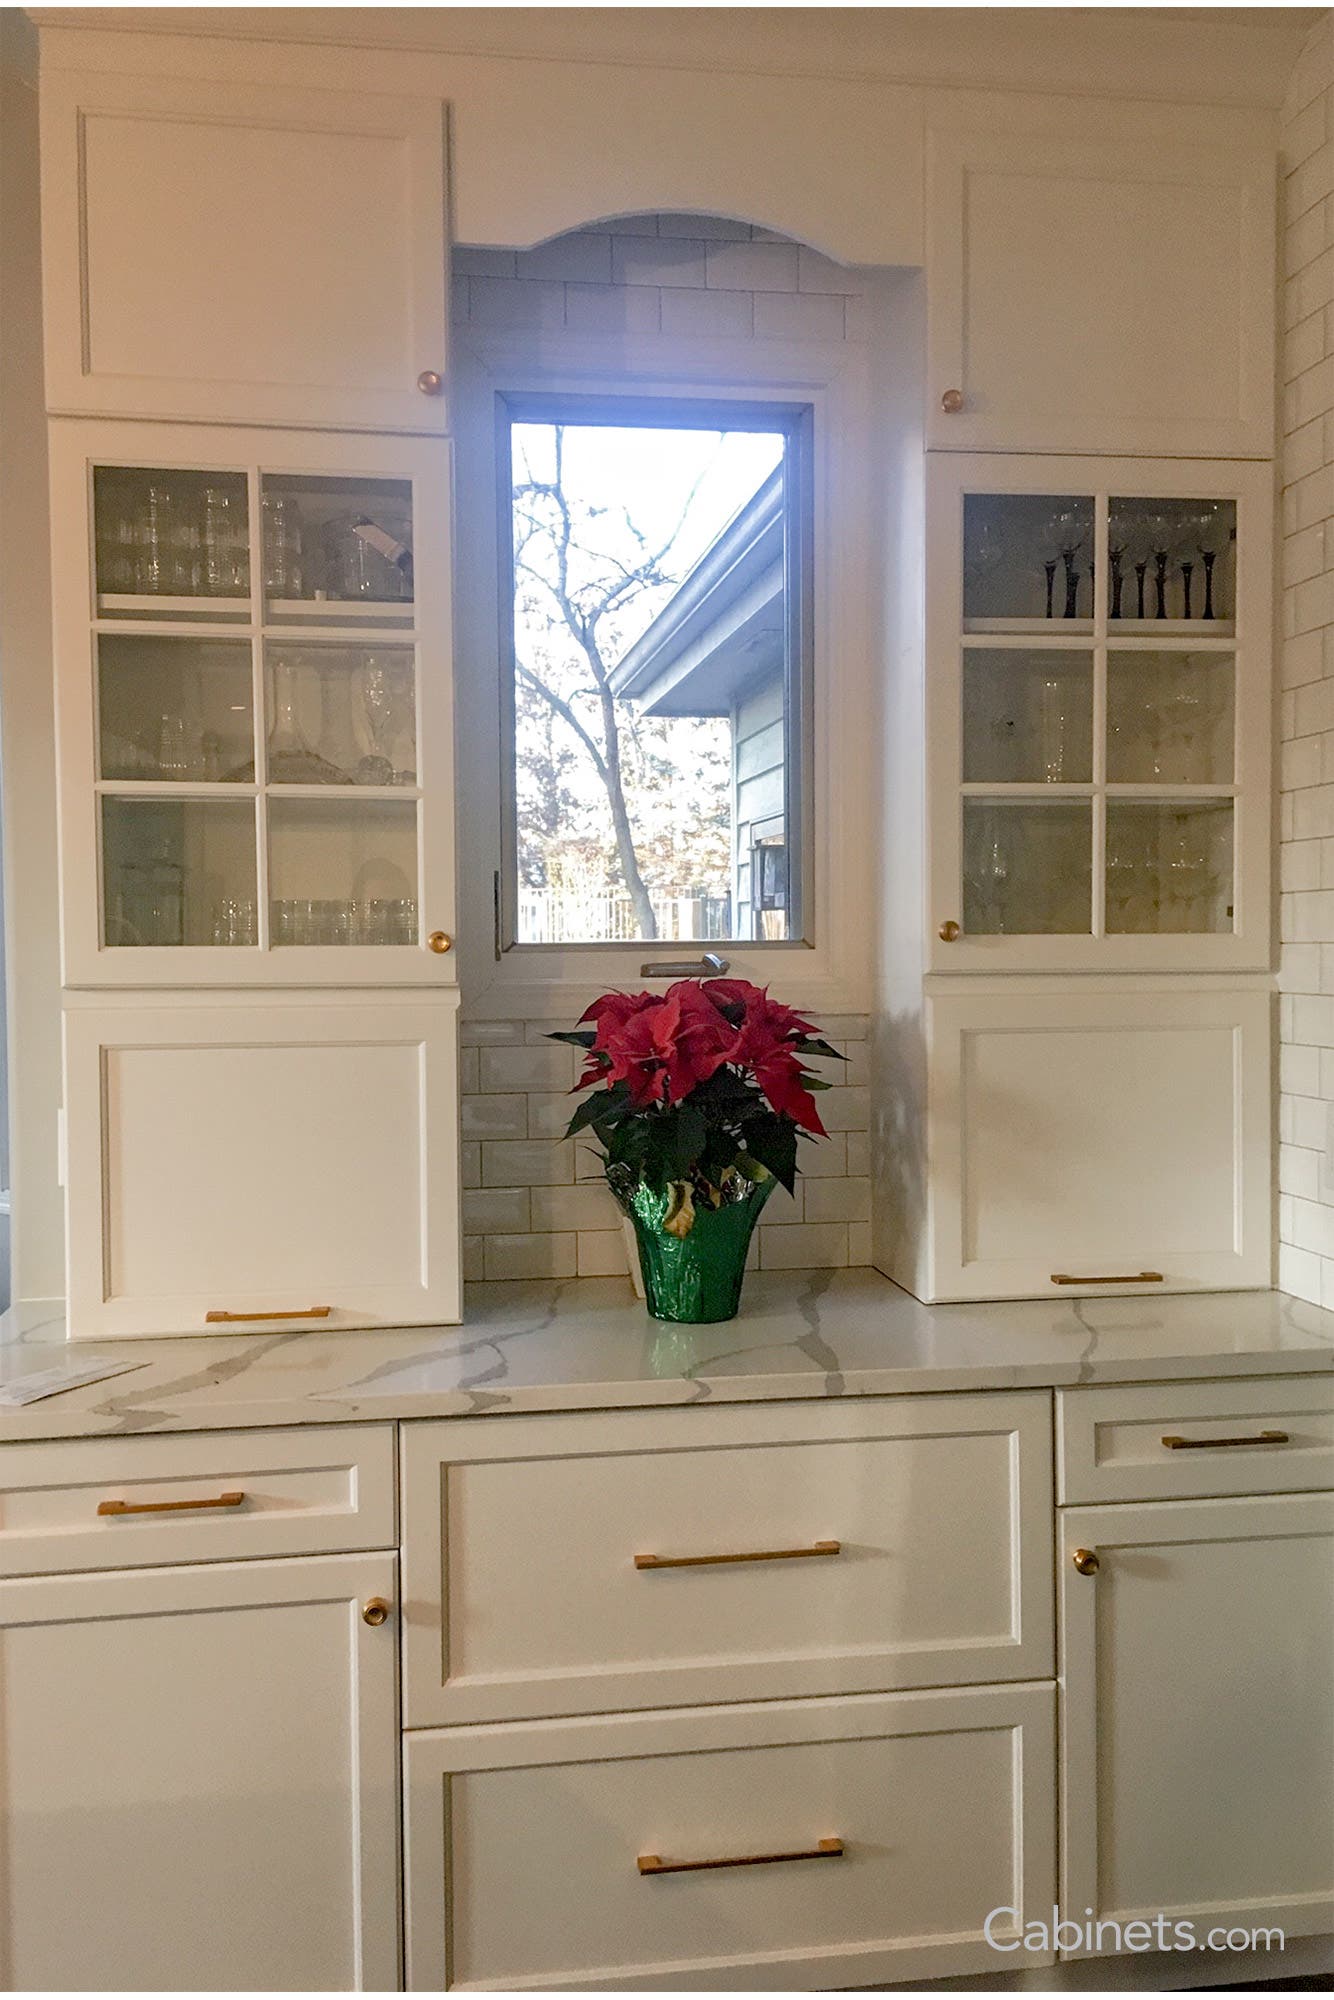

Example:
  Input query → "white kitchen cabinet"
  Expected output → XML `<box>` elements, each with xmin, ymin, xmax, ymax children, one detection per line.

<box><xmin>925</xmin><ymin>454</ymin><xmax>1272</xmax><ymax>975</ymax></box>
<box><xmin>49</xmin><ymin>419</ymin><xmax>457</xmax><ymax>989</ymax></box>
<box><xmin>40</xmin><ymin>69</ymin><xmax>449</xmax><ymax>432</ymax></box>
<box><xmin>404</xmin><ymin>1684</ymin><xmax>1057</xmax><ymax>1990</ymax></box>
<box><xmin>925</xmin><ymin>129</ymin><xmax>1274</xmax><ymax>458</ymax></box>
<box><xmin>1059</xmin><ymin>1492</ymin><xmax>1334</xmax><ymax>1950</ymax></box>
<box><xmin>0</xmin><ymin>1550</ymin><xmax>401</xmax><ymax>1990</ymax></box>
<box><xmin>918</xmin><ymin>984</ymin><xmax>1271</xmax><ymax>1302</ymax></box>
<box><xmin>63</xmin><ymin>990</ymin><xmax>462</xmax><ymax>1337</ymax></box>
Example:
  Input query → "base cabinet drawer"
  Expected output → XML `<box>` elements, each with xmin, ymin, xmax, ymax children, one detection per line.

<box><xmin>400</xmin><ymin>1394</ymin><xmax>1053</xmax><ymax>1724</ymax></box>
<box><xmin>1058</xmin><ymin>1376</ymin><xmax>1334</xmax><ymax>1503</ymax></box>
<box><xmin>404</xmin><ymin>1684</ymin><xmax>1056</xmax><ymax>1991</ymax></box>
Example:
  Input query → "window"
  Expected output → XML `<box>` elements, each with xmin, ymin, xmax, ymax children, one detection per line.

<box><xmin>497</xmin><ymin>394</ymin><xmax>812</xmax><ymax>948</ymax></box>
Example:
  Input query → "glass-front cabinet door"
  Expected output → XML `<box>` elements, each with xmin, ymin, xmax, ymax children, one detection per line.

<box><xmin>50</xmin><ymin>423</ymin><xmax>455</xmax><ymax>985</ymax></box>
<box><xmin>927</xmin><ymin>455</ymin><xmax>1270</xmax><ymax>973</ymax></box>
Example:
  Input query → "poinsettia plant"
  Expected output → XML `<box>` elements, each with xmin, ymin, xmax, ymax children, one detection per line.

<box><xmin>550</xmin><ymin>977</ymin><xmax>845</xmax><ymax>1229</ymax></box>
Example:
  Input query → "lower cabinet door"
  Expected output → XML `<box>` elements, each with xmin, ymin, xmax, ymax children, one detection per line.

<box><xmin>925</xmin><ymin>987</ymin><xmax>1271</xmax><ymax>1300</ymax></box>
<box><xmin>404</xmin><ymin>1684</ymin><xmax>1056</xmax><ymax>1990</ymax></box>
<box><xmin>63</xmin><ymin>991</ymin><xmax>461</xmax><ymax>1336</ymax></box>
<box><xmin>0</xmin><ymin>1552</ymin><xmax>400</xmax><ymax>1991</ymax></box>
<box><xmin>1060</xmin><ymin>1493</ymin><xmax>1334</xmax><ymax>1951</ymax></box>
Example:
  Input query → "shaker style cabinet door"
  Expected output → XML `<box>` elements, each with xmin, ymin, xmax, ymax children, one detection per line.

<box><xmin>49</xmin><ymin>420</ymin><xmax>456</xmax><ymax>988</ymax></box>
<box><xmin>925</xmin><ymin>130</ymin><xmax>1274</xmax><ymax>457</ymax></box>
<box><xmin>40</xmin><ymin>69</ymin><xmax>449</xmax><ymax>431</ymax></box>
<box><xmin>1059</xmin><ymin>1494</ymin><xmax>1334</xmax><ymax>1952</ymax></box>
<box><xmin>924</xmin><ymin>986</ymin><xmax>1271</xmax><ymax>1302</ymax></box>
<box><xmin>0</xmin><ymin>1552</ymin><xmax>400</xmax><ymax>1991</ymax></box>
<box><xmin>62</xmin><ymin>991</ymin><xmax>462</xmax><ymax>1337</ymax></box>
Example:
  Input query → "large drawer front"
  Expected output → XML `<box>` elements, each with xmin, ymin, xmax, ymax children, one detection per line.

<box><xmin>1057</xmin><ymin>1376</ymin><xmax>1334</xmax><ymax>1504</ymax></box>
<box><xmin>400</xmin><ymin>1395</ymin><xmax>1053</xmax><ymax>1725</ymax></box>
<box><xmin>0</xmin><ymin>1425</ymin><xmax>396</xmax><ymax>1575</ymax></box>
<box><xmin>404</xmin><ymin>1684</ymin><xmax>1056</xmax><ymax>1991</ymax></box>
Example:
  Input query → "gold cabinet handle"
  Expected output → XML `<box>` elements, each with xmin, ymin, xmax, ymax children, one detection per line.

<box><xmin>417</xmin><ymin>369</ymin><xmax>443</xmax><ymax>395</ymax></box>
<box><xmin>426</xmin><ymin>930</ymin><xmax>453</xmax><ymax>953</ymax></box>
<box><xmin>362</xmin><ymin>1598</ymin><xmax>392</xmax><ymax>1627</ymax></box>
<box><xmin>205</xmin><ymin>1305</ymin><xmax>331</xmax><ymax>1323</ymax></box>
<box><xmin>1072</xmin><ymin>1548</ymin><xmax>1100</xmax><ymax>1576</ymax></box>
<box><xmin>938</xmin><ymin>919</ymin><xmax>961</xmax><ymax>942</ymax></box>
<box><xmin>98</xmin><ymin>1490</ymin><xmax>245</xmax><ymax>1518</ymax></box>
<box><xmin>940</xmin><ymin>388</ymin><xmax>965</xmax><ymax>414</ymax></box>
<box><xmin>635</xmin><ymin>1539</ymin><xmax>840</xmax><ymax>1571</ymax></box>
<box><xmin>1161</xmin><ymin>1430</ymin><xmax>1289</xmax><ymax>1451</ymax></box>
<box><xmin>639</xmin><ymin>1837</ymin><xmax>843</xmax><ymax>1876</ymax></box>
<box><xmin>1050</xmin><ymin>1272</ymin><xmax>1163</xmax><ymax>1286</ymax></box>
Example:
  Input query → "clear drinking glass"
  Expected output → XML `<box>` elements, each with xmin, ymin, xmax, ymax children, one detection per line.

<box><xmin>262</xmin><ymin>493</ymin><xmax>304</xmax><ymax>598</ymax></box>
<box><xmin>201</xmin><ymin>487</ymin><xmax>249</xmax><ymax>596</ymax></box>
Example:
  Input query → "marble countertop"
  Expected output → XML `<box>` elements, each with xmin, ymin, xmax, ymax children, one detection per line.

<box><xmin>1</xmin><ymin>1271</ymin><xmax>1333</xmax><ymax>1443</ymax></box>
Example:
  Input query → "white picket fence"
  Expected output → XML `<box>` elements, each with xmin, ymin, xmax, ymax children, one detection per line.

<box><xmin>518</xmin><ymin>886</ymin><xmax>731</xmax><ymax>944</ymax></box>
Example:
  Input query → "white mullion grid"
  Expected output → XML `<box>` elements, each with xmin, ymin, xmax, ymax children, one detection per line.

<box><xmin>410</xmin><ymin>467</ymin><xmax>425</xmax><ymax>946</ymax></box>
<box><xmin>1092</xmin><ymin>490</ymin><xmax>1108</xmax><ymax>940</ymax></box>
<box><xmin>248</xmin><ymin>461</ymin><xmax>271</xmax><ymax>952</ymax></box>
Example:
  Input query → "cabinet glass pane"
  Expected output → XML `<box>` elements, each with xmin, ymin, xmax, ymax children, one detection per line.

<box><xmin>1107</xmin><ymin>497</ymin><xmax>1236</xmax><ymax>631</ymax></box>
<box><xmin>94</xmin><ymin>467</ymin><xmax>249</xmax><ymax>606</ymax></box>
<box><xmin>1105</xmin><ymin>799</ymin><xmax>1234</xmax><ymax>934</ymax></box>
<box><xmin>962</xmin><ymin>648</ymin><xmax>1092</xmax><ymax>784</ymax></box>
<box><xmin>260</xmin><ymin>475</ymin><xmax>413</xmax><ymax>619</ymax></box>
<box><xmin>267</xmin><ymin>798</ymin><xmax>418</xmax><ymax>945</ymax></box>
<box><xmin>963</xmin><ymin>493</ymin><xmax>1094</xmax><ymax>630</ymax></box>
<box><xmin>1107</xmin><ymin>650</ymin><xmax>1235</xmax><ymax>785</ymax></box>
<box><xmin>962</xmin><ymin>798</ymin><xmax>1092</xmax><ymax>934</ymax></box>
<box><xmin>97</xmin><ymin>636</ymin><xmax>254</xmax><ymax>783</ymax></box>
<box><xmin>265</xmin><ymin>645</ymin><xmax>417</xmax><ymax>786</ymax></box>
<box><xmin>102</xmin><ymin>798</ymin><xmax>257</xmax><ymax>946</ymax></box>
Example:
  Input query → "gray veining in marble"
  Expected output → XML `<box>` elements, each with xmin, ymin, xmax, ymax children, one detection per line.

<box><xmin>0</xmin><ymin>1271</ymin><xmax>1332</xmax><ymax>1444</ymax></box>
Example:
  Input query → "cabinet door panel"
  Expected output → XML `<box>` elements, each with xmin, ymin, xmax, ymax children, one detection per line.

<box><xmin>926</xmin><ymin>131</ymin><xmax>1274</xmax><ymax>457</ymax></box>
<box><xmin>0</xmin><ymin>1552</ymin><xmax>399</xmax><ymax>1990</ymax></box>
<box><xmin>41</xmin><ymin>70</ymin><xmax>447</xmax><ymax>431</ymax></box>
<box><xmin>64</xmin><ymin>993</ymin><xmax>462</xmax><ymax>1336</ymax></box>
<box><xmin>1060</xmin><ymin>1494</ymin><xmax>1334</xmax><ymax>1947</ymax></box>
<box><xmin>925</xmin><ymin>988</ymin><xmax>1270</xmax><ymax>1301</ymax></box>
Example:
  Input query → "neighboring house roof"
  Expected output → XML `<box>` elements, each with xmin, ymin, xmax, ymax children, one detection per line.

<box><xmin>608</xmin><ymin>467</ymin><xmax>784</xmax><ymax>717</ymax></box>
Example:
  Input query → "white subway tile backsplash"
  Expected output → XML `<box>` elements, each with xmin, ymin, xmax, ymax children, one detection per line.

<box><xmin>479</xmin><ymin>1043</ymin><xmax>575</xmax><ymax>1093</ymax></box>
<box><xmin>530</xmin><ymin>1182</ymin><xmax>623</xmax><ymax>1232</ymax></box>
<box><xmin>759</xmin><ymin>1222</ymin><xmax>850</xmax><ymax>1269</ymax></box>
<box><xmin>484</xmin><ymin>1232</ymin><xmax>577</xmax><ymax>1280</ymax></box>
<box><xmin>705</xmin><ymin>239</ymin><xmax>801</xmax><ymax>292</ymax></box>
<box><xmin>463</xmin><ymin>1186</ymin><xmax>531</xmax><ymax>1234</ymax></box>
<box><xmin>480</xmin><ymin>1140</ymin><xmax>574</xmax><ymax>1187</ymax></box>
<box><xmin>564</xmin><ymin>282</ymin><xmax>661</xmax><ymax>335</ymax></box>
<box><xmin>468</xmin><ymin>276</ymin><xmax>565</xmax><ymax>330</ymax></box>
<box><xmin>461</xmin><ymin>1093</ymin><xmax>528</xmax><ymax>1139</ymax></box>
<box><xmin>516</xmin><ymin>232</ymin><xmax>614</xmax><ymax>284</ymax></box>
<box><xmin>753</xmin><ymin>290</ymin><xmax>845</xmax><ymax>341</ymax></box>
<box><xmin>803</xmin><ymin>1177</ymin><xmax>871</xmax><ymax>1223</ymax></box>
<box><xmin>577</xmin><ymin>1230</ymin><xmax>631</xmax><ymax>1276</ymax></box>
<box><xmin>659</xmin><ymin>286</ymin><xmax>754</xmax><ymax>337</ymax></box>
<box><xmin>612</xmin><ymin>235</ymin><xmax>708</xmax><ymax>287</ymax></box>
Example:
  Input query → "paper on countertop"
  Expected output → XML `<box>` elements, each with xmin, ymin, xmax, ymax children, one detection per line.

<box><xmin>0</xmin><ymin>1357</ymin><xmax>149</xmax><ymax>1407</ymax></box>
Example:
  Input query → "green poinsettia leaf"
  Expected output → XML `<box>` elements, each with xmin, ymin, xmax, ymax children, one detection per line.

<box><xmin>737</xmin><ymin>1109</ymin><xmax>799</xmax><ymax>1194</ymax></box>
<box><xmin>795</xmin><ymin>1037</ymin><xmax>847</xmax><ymax>1062</ymax></box>
<box><xmin>548</xmin><ymin>1029</ymin><xmax>598</xmax><ymax>1050</ymax></box>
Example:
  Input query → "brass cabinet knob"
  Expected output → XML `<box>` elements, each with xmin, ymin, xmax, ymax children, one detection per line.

<box><xmin>427</xmin><ymin>930</ymin><xmax>453</xmax><ymax>954</ymax></box>
<box><xmin>1072</xmin><ymin>1548</ymin><xmax>1100</xmax><ymax>1577</ymax></box>
<box><xmin>939</xmin><ymin>920</ymin><xmax>961</xmax><ymax>942</ymax></box>
<box><xmin>417</xmin><ymin>369</ymin><xmax>444</xmax><ymax>395</ymax></box>
<box><xmin>362</xmin><ymin>1597</ymin><xmax>391</xmax><ymax>1626</ymax></box>
<box><xmin>940</xmin><ymin>388</ymin><xmax>965</xmax><ymax>414</ymax></box>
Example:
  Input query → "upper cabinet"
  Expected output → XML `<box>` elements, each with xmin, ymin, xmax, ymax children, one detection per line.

<box><xmin>49</xmin><ymin>419</ymin><xmax>457</xmax><ymax>987</ymax></box>
<box><xmin>925</xmin><ymin>130</ymin><xmax>1275</xmax><ymax>459</ymax></box>
<box><xmin>39</xmin><ymin>70</ymin><xmax>449</xmax><ymax>433</ymax></box>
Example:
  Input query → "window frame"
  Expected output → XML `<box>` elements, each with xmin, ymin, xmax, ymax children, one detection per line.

<box><xmin>494</xmin><ymin>389</ymin><xmax>814</xmax><ymax>956</ymax></box>
<box><xmin>449</xmin><ymin>323</ymin><xmax>874</xmax><ymax>1021</ymax></box>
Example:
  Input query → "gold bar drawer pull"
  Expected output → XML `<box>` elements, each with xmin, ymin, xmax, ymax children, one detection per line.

<box><xmin>98</xmin><ymin>1490</ymin><xmax>246</xmax><ymax>1518</ymax></box>
<box><xmin>639</xmin><ymin>1838</ymin><xmax>844</xmax><ymax>1876</ymax></box>
<box><xmin>1161</xmin><ymin>1430</ymin><xmax>1290</xmax><ymax>1451</ymax></box>
<box><xmin>635</xmin><ymin>1539</ymin><xmax>841</xmax><ymax>1571</ymax></box>
<box><xmin>205</xmin><ymin>1306</ymin><xmax>331</xmax><ymax>1323</ymax></box>
<box><xmin>1051</xmin><ymin>1271</ymin><xmax>1163</xmax><ymax>1286</ymax></box>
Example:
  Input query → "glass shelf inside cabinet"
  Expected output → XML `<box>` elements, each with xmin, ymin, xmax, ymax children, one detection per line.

<box><xmin>267</xmin><ymin>797</ymin><xmax>418</xmax><ymax>945</ymax></box>
<box><xmin>98</xmin><ymin>636</ymin><xmax>254</xmax><ymax>784</ymax></box>
<box><xmin>963</xmin><ymin>649</ymin><xmax>1093</xmax><ymax>784</ymax></box>
<box><xmin>1107</xmin><ymin>650</ymin><xmax>1235</xmax><ymax>785</ymax></box>
<box><xmin>101</xmin><ymin>797</ymin><xmax>258</xmax><ymax>947</ymax></box>
<box><xmin>261</xmin><ymin>475</ymin><xmax>414</xmax><ymax>630</ymax></box>
<box><xmin>1105</xmin><ymin>799</ymin><xmax>1234</xmax><ymax>934</ymax></box>
<box><xmin>963</xmin><ymin>493</ymin><xmax>1094</xmax><ymax>633</ymax></box>
<box><xmin>265</xmin><ymin>645</ymin><xmax>417</xmax><ymax>787</ymax></box>
<box><xmin>962</xmin><ymin>797</ymin><xmax>1092</xmax><ymax>935</ymax></box>
<box><xmin>1107</xmin><ymin>496</ymin><xmax>1236</xmax><ymax>636</ymax></box>
<box><xmin>94</xmin><ymin>467</ymin><xmax>250</xmax><ymax>621</ymax></box>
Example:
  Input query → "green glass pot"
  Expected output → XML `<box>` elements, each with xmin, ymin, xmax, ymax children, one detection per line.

<box><xmin>623</xmin><ymin>1176</ymin><xmax>776</xmax><ymax>1323</ymax></box>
